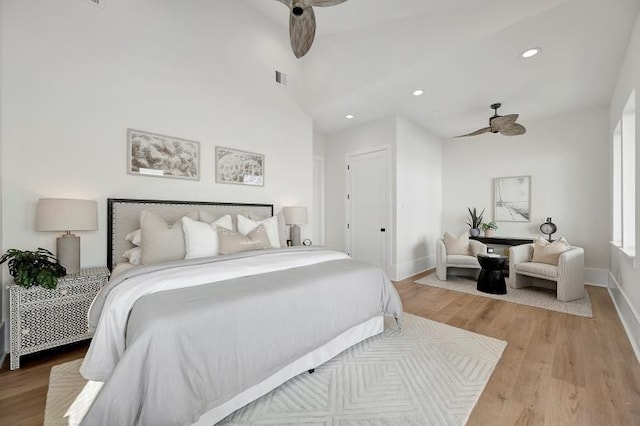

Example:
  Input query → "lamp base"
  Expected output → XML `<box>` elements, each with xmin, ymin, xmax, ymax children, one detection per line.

<box><xmin>290</xmin><ymin>225</ymin><xmax>301</xmax><ymax>246</ymax></box>
<box><xmin>57</xmin><ymin>233</ymin><xmax>80</xmax><ymax>275</ymax></box>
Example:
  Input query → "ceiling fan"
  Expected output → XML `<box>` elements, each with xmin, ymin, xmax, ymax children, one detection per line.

<box><xmin>455</xmin><ymin>103</ymin><xmax>527</xmax><ymax>137</ymax></box>
<box><xmin>275</xmin><ymin>0</ymin><xmax>349</xmax><ymax>58</ymax></box>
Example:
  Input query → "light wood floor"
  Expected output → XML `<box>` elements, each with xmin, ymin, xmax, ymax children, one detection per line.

<box><xmin>1</xmin><ymin>271</ymin><xmax>639</xmax><ymax>425</ymax></box>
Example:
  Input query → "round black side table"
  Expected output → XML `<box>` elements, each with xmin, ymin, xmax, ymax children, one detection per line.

<box><xmin>477</xmin><ymin>254</ymin><xmax>508</xmax><ymax>294</ymax></box>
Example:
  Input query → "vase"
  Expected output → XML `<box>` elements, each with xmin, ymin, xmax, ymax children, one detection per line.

<box><xmin>470</xmin><ymin>228</ymin><xmax>481</xmax><ymax>237</ymax></box>
<box><xmin>484</xmin><ymin>229</ymin><xmax>494</xmax><ymax>237</ymax></box>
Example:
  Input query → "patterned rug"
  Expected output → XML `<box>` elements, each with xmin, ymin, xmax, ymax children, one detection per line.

<box><xmin>45</xmin><ymin>314</ymin><xmax>506</xmax><ymax>425</ymax></box>
<box><xmin>415</xmin><ymin>274</ymin><xmax>592</xmax><ymax>318</ymax></box>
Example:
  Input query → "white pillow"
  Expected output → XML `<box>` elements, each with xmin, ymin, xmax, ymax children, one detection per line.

<box><xmin>237</xmin><ymin>214</ymin><xmax>281</xmax><ymax>248</ymax></box>
<box><xmin>126</xmin><ymin>229</ymin><xmax>142</xmax><ymax>246</ymax></box>
<box><xmin>443</xmin><ymin>232</ymin><xmax>470</xmax><ymax>255</ymax></box>
<box><xmin>123</xmin><ymin>247</ymin><xmax>142</xmax><ymax>265</ymax></box>
<box><xmin>182</xmin><ymin>215</ymin><xmax>233</xmax><ymax>259</ymax></box>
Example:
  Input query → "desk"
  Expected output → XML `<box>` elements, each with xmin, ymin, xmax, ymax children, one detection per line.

<box><xmin>476</xmin><ymin>254</ymin><xmax>507</xmax><ymax>294</ymax></box>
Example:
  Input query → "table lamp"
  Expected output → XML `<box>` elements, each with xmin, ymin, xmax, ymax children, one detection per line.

<box><xmin>35</xmin><ymin>198</ymin><xmax>98</xmax><ymax>274</ymax></box>
<box><xmin>283</xmin><ymin>206</ymin><xmax>308</xmax><ymax>246</ymax></box>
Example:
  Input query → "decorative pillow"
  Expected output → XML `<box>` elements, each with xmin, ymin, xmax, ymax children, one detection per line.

<box><xmin>198</xmin><ymin>210</ymin><xmax>220</xmax><ymax>225</ymax></box>
<box><xmin>122</xmin><ymin>247</ymin><xmax>142</xmax><ymax>265</ymax></box>
<box><xmin>249</xmin><ymin>211</ymin><xmax>287</xmax><ymax>248</ymax></box>
<box><xmin>126</xmin><ymin>229</ymin><xmax>142</xmax><ymax>246</ymax></box>
<box><xmin>140</xmin><ymin>211</ymin><xmax>197</xmax><ymax>265</ymax></box>
<box><xmin>443</xmin><ymin>232</ymin><xmax>470</xmax><ymax>255</ymax></box>
<box><xmin>182</xmin><ymin>215</ymin><xmax>233</xmax><ymax>259</ymax></box>
<box><xmin>237</xmin><ymin>214</ymin><xmax>281</xmax><ymax>248</ymax></box>
<box><xmin>217</xmin><ymin>225</ymin><xmax>271</xmax><ymax>255</ymax></box>
<box><xmin>532</xmin><ymin>237</ymin><xmax>570</xmax><ymax>265</ymax></box>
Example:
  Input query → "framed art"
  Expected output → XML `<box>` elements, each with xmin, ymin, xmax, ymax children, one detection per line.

<box><xmin>494</xmin><ymin>175</ymin><xmax>531</xmax><ymax>222</ymax></box>
<box><xmin>215</xmin><ymin>146</ymin><xmax>264</xmax><ymax>186</ymax></box>
<box><xmin>127</xmin><ymin>129</ymin><xmax>200</xmax><ymax>180</ymax></box>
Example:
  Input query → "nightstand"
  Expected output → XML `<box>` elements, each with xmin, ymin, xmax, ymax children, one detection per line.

<box><xmin>8</xmin><ymin>266</ymin><xmax>110</xmax><ymax>370</ymax></box>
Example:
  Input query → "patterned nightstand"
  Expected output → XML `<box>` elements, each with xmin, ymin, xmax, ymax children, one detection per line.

<box><xmin>8</xmin><ymin>266</ymin><xmax>110</xmax><ymax>370</ymax></box>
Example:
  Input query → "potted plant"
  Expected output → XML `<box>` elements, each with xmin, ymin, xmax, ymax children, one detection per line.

<box><xmin>480</xmin><ymin>221</ymin><xmax>498</xmax><ymax>237</ymax></box>
<box><xmin>0</xmin><ymin>248</ymin><xmax>66</xmax><ymax>289</ymax></box>
<box><xmin>466</xmin><ymin>207</ymin><xmax>485</xmax><ymax>237</ymax></box>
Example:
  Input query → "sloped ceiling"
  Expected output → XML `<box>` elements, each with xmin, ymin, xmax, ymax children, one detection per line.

<box><xmin>244</xmin><ymin>0</ymin><xmax>640</xmax><ymax>138</ymax></box>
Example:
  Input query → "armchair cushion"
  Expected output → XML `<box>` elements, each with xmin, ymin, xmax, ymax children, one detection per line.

<box><xmin>443</xmin><ymin>232</ymin><xmax>470</xmax><ymax>255</ymax></box>
<box><xmin>532</xmin><ymin>237</ymin><xmax>570</xmax><ymax>265</ymax></box>
<box><xmin>514</xmin><ymin>262</ymin><xmax>558</xmax><ymax>279</ymax></box>
<box><xmin>447</xmin><ymin>255</ymin><xmax>481</xmax><ymax>267</ymax></box>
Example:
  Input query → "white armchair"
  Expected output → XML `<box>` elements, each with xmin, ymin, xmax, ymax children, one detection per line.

<box><xmin>509</xmin><ymin>244</ymin><xmax>585</xmax><ymax>302</ymax></box>
<box><xmin>436</xmin><ymin>238</ymin><xmax>487</xmax><ymax>281</ymax></box>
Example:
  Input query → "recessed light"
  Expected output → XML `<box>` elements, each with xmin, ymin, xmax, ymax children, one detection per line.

<box><xmin>521</xmin><ymin>47</ymin><xmax>540</xmax><ymax>58</ymax></box>
<box><xmin>412</xmin><ymin>89</ymin><xmax>424</xmax><ymax>96</ymax></box>
<box><xmin>345</xmin><ymin>114</ymin><xmax>355</xmax><ymax>120</ymax></box>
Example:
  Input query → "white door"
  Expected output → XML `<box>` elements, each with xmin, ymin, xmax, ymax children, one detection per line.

<box><xmin>347</xmin><ymin>148</ymin><xmax>389</xmax><ymax>273</ymax></box>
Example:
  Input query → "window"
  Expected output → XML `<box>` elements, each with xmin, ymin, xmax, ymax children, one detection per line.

<box><xmin>613</xmin><ymin>121</ymin><xmax>622</xmax><ymax>245</ymax></box>
<box><xmin>622</xmin><ymin>92</ymin><xmax>636</xmax><ymax>253</ymax></box>
<box><xmin>613</xmin><ymin>90</ymin><xmax>636</xmax><ymax>256</ymax></box>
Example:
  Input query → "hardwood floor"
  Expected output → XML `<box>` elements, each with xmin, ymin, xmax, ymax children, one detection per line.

<box><xmin>1</xmin><ymin>271</ymin><xmax>639</xmax><ymax>425</ymax></box>
<box><xmin>397</xmin><ymin>271</ymin><xmax>640</xmax><ymax>425</ymax></box>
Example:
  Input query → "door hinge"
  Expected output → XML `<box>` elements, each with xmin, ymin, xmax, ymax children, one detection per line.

<box><xmin>347</xmin><ymin>165</ymin><xmax>350</xmax><ymax>170</ymax></box>
<box><xmin>347</xmin><ymin>223</ymin><xmax>350</xmax><ymax>229</ymax></box>
<box><xmin>347</xmin><ymin>194</ymin><xmax>350</xmax><ymax>200</ymax></box>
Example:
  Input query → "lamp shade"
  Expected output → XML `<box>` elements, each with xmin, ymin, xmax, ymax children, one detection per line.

<box><xmin>35</xmin><ymin>198</ymin><xmax>98</xmax><ymax>232</ymax></box>
<box><xmin>283</xmin><ymin>206</ymin><xmax>308</xmax><ymax>225</ymax></box>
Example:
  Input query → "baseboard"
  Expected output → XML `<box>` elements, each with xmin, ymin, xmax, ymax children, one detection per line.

<box><xmin>585</xmin><ymin>267</ymin><xmax>608</xmax><ymax>287</ymax></box>
<box><xmin>608</xmin><ymin>272</ymin><xmax>640</xmax><ymax>364</ymax></box>
<box><xmin>391</xmin><ymin>256</ymin><xmax>434</xmax><ymax>281</ymax></box>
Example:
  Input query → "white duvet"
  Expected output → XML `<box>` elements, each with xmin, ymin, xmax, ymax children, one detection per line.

<box><xmin>81</xmin><ymin>249</ymin><xmax>349</xmax><ymax>382</ymax></box>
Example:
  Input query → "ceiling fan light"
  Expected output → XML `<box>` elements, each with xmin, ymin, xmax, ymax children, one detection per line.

<box><xmin>521</xmin><ymin>47</ymin><xmax>540</xmax><ymax>58</ymax></box>
<box><xmin>345</xmin><ymin>114</ymin><xmax>355</xmax><ymax>120</ymax></box>
<box><xmin>412</xmin><ymin>89</ymin><xmax>424</xmax><ymax>96</ymax></box>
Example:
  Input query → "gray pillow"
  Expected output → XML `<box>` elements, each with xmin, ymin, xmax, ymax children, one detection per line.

<box><xmin>217</xmin><ymin>225</ymin><xmax>271</xmax><ymax>255</ymax></box>
<box><xmin>140</xmin><ymin>210</ymin><xmax>197</xmax><ymax>265</ymax></box>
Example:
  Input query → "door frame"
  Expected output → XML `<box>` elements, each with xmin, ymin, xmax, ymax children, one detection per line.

<box><xmin>345</xmin><ymin>145</ymin><xmax>392</xmax><ymax>275</ymax></box>
<box><xmin>313</xmin><ymin>156</ymin><xmax>325</xmax><ymax>246</ymax></box>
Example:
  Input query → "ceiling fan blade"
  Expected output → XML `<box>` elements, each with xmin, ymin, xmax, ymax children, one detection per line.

<box><xmin>499</xmin><ymin>123</ymin><xmax>527</xmax><ymax>136</ymax></box>
<box><xmin>491</xmin><ymin>114</ymin><xmax>518</xmax><ymax>130</ymax></box>
<box><xmin>454</xmin><ymin>127</ymin><xmax>492</xmax><ymax>138</ymax></box>
<box><xmin>289</xmin><ymin>6</ymin><xmax>316</xmax><ymax>58</ymax></box>
<box><xmin>307</xmin><ymin>0</ymin><xmax>349</xmax><ymax>6</ymax></box>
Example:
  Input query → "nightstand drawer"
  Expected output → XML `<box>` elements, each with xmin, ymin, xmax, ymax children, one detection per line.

<box><xmin>18</xmin><ymin>281</ymin><xmax>101</xmax><ymax>305</ymax></box>
<box><xmin>18</xmin><ymin>296</ymin><xmax>94</xmax><ymax>350</ymax></box>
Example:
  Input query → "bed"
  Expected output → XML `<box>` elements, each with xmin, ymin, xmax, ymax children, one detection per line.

<box><xmin>77</xmin><ymin>198</ymin><xmax>403</xmax><ymax>425</ymax></box>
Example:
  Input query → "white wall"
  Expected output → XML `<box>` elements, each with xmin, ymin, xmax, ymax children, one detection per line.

<box><xmin>395</xmin><ymin>117</ymin><xmax>442</xmax><ymax>279</ymax></box>
<box><xmin>1</xmin><ymin>0</ymin><xmax>314</xmax><ymax>344</ymax></box>
<box><xmin>609</xmin><ymin>12</ymin><xmax>640</xmax><ymax>362</ymax></box>
<box><xmin>324</xmin><ymin>116</ymin><xmax>397</xmax><ymax>253</ymax></box>
<box><xmin>442</xmin><ymin>106</ymin><xmax>610</xmax><ymax>274</ymax></box>
<box><xmin>324</xmin><ymin>115</ymin><xmax>443</xmax><ymax>280</ymax></box>
<box><xmin>0</xmin><ymin>0</ymin><xmax>4</xmax><ymax>361</ymax></box>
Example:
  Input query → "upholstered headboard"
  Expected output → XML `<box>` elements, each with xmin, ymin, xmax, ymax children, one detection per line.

<box><xmin>107</xmin><ymin>198</ymin><xmax>274</xmax><ymax>270</ymax></box>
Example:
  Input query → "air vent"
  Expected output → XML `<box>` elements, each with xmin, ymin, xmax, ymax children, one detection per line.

<box><xmin>275</xmin><ymin>70</ymin><xmax>287</xmax><ymax>86</ymax></box>
<box><xmin>83</xmin><ymin>0</ymin><xmax>104</xmax><ymax>7</ymax></box>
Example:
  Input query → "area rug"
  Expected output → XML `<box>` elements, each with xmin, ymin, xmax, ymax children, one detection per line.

<box><xmin>45</xmin><ymin>314</ymin><xmax>506</xmax><ymax>425</ymax></box>
<box><xmin>415</xmin><ymin>275</ymin><xmax>592</xmax><ymax>318</ymax></box>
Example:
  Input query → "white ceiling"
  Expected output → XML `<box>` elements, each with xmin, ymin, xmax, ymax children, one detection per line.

<box><xmin>244</xmin><ymin>0</ymin><xmax>640</xmax><ymax>138</ymax></box>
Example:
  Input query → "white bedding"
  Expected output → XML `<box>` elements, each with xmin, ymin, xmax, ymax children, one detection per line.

<box><xmin>81</xmin><ymin>249</ymin><xmax>349</xmax><ymax>381</ymax></box>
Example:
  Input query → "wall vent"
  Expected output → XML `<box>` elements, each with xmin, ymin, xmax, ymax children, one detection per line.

<box><xmin>275</xmin><ymin>70</ymin><xmax>287</xmax><ymax>86</ymax></box>
<box><xmin>83</xmin><ymin>0</ymin><xmax>104</xmax><ymax>7</ymax></box>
